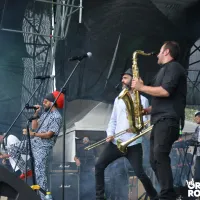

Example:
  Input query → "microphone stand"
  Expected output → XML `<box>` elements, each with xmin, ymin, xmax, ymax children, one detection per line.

<box><xmin>24</xmin><ymin>116</ymin><xmax>38</xmax><ymax>185</ymax></box>
<box><xmin>3</xmin><ymin>79</ymin><xmax>46</xmax><ymax>142</ymax></box>
<box><xmin>60</xmin><ymin>60</ymin><xmax>82</xmax><ymax>200</ymax></box>
<box><xmin>34</xmin><ymin>59</ymin><xmax>83</xmax><ymax>200</ymax></box>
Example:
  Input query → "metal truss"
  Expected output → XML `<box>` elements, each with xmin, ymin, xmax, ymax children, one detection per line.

<box><xmin>0</xmin><ymin>0</ymin><xmax>83</xmax><ymax>121</ymax></box>
<box><xmin>187</xmin><ymin>42</ymin><xmax>200</xmax><ymax>93</ymax></box>
<box><xmin>187</xmin><ymin>70</ymin><xmax>200</xmax><ymax>92</ymax></box>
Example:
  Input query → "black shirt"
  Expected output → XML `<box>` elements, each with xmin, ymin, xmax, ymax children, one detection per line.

<box><xmin>76</xmin><ymin>144</ymin><xmax>97</xmax><ymax>171</ymax></box>
<box><xmin>151</xmin><ymin>61</ymin><xmax>187</xmax><ymax>126</ymax></box>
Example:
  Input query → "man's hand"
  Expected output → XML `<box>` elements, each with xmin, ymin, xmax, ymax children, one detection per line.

<box><xmin>106</xmin><ymin>136</ymin><xmax>114</xmax><ymax>142</ymax></box>
<box><xmin>2</xmin><ymin>159</ymin><xmax>6</xmax><ymax>165</ymax></box>
<box><xmin>141</xmin><ymin>106</ymin><xmax>152</xmax><ymax>115</ymax></box>
<box><xmin>142</xmin><ymin>108</ymin><xmax>149</xmax><ymax>115</ymax></box>
<box><xmin>75</xmin><ymin>159</ymin><xmax>81</xmax><ymax>166</ymax></box>
<box><xmin>34</xmin><ymin>105</ymin><xmax>41</xmax><ymax>114</ymax></box>
<box><xmin>131</xmin><ymin>78</ymin><xmax>144</xmax><ymax>91</ymax></box>
<box><xmin>22</xmin><ymin>129</ymin><xmax>35</xmax><ymax>136</ymax></box>
<box><xmin>0</xmin><ymin>154</ymin><xmax>10</xmax><ymax>159</ymax></box>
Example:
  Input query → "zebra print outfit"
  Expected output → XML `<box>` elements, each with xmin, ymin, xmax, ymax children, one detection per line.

<box><xmin>8</xmin><ymin>109</ymin><xmax>62</xmax><ymax>200</ymax></box>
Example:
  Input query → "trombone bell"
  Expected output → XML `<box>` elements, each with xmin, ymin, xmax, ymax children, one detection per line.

<box><xmin>117</xmin><ymin>125</ymin><xmax>153</xmax><ymax>154</ymax></box>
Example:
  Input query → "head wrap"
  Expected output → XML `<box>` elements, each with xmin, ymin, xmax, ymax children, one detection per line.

<box><xmin>44</xmin><ymin>91</ymin><xmax>65</xmax><ymax>109</ymax></box>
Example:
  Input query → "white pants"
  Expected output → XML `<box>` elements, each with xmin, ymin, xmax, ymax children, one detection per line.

<box><xmin>6</xmin><ymin>135</ymin><xmax>29</xmax><ymax>171</ymax></box>
<box><xmin>7</xmin><ymin>135</ymin><xmax>50</xmax><ymax>200</ymax></box>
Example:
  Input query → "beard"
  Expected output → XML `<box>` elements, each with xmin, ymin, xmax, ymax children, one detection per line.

<box><xmin>44</xmin><ymin>106</ymin><xmax>50</xmax><ymax>112</ymax></box>
<box><xmin>122</xmin><ymin>82</ymin><xmax>131</xmax><ymax>91</ymax></box>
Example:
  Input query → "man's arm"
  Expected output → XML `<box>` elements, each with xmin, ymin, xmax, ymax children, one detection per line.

<box><xmin>34</xmin><ymin>131</ymin><xmax>54</xmax><ymax>139</ymax></box>
<box><xmin>132</xmin><ymin>65</ymin><xmax>181</xmax><ymax>97</ymax></box>
<box><xmin>140</xmin><ymin>86</ymin><xmax>169</xmax><ymax>97</ymax></box>
<box><xmin>0</xmin><ymin>153</ymin><xmax>10</xmax><ymax>159</ymax></box>
<box><xmin>32</xmin><ymin>105</ymin><xmax>41</xmax><ymax>130</ymax></box>
<box><xmin>106</xmin><ymin>99</ymin><xmax>118</xmax><ymax>142</ymax></box>
<box><xmin>141</xmin><ymin>96</ymin><xmax>151</xmax><ymax>124</ymax></box>
<box><xmin>33</xmin><ymin>114</ymin><xmax>62</xmax><ymax>139</ymax></box>
<box><xmin>23</xmin><ymin>129</ymin><xmax>55</xmax><ymax>139</ymax></box>
<box><xmin>74</xmin><ymin>156</ymin><xmax>81</xmax><ymax>166</ymax></box>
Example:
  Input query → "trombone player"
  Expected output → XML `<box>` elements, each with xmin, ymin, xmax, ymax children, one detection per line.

<box><xmin>95</xmin><ymin>68</ymin><xmax>158</xmax><ymax>200</ymax></box>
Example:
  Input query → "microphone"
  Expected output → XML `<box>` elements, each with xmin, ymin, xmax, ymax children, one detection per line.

<box><xmin>34</xmin><ymin>75</ymin><xmax>55</xmax><ymax>79</ymax></box>
<box><xmin>68</xmin><ymin>52</ymin><xmax>92</xmax><ymax>61</ymax></box>
<box><xmin>79</xmin><ymin>0</ymin><xmax>83</xmax><ymax>23</ymax></box>
<box><xmin>25</xmin><ymin>105</ymin><xmax>37</xmax><ymax>111</ymax></box>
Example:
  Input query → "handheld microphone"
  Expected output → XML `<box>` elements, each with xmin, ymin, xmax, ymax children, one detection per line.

<box><xmin>34</xmin><ymin>75</ymin><xmax>55</xmax><ymax>79</ymax></box>
<box><xmin>25</xmin><ymin>105</ymin><xmax>37</xmax><ymax>111</ymax></box>
<box><xmin>68</xmin><ymin>52</ymin><xmax>92</xmax><ymax>61</ymax></box>
<box><xmin>79</xmin><ymin>0</ymin><xmax>83</xmax><ymax>23</ymax></box>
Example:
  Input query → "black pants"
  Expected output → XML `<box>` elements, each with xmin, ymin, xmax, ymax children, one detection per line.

<box><xmin>194</xmin><ymin>156</ymin><xmax>200</xmax><ymax>182</ymax></box>
<box><xmin>95</xmin><ymin>143</ymin><xmax>157</xmax><ymax>200</ymax></box>
<box><xmin>150</xmin><ymin>118</ymin><xmax>179</xmax><ymax>200</ymax></box>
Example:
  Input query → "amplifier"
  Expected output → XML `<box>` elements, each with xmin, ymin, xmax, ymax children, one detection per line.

<box><xmin>49</xmin><ymin>173</ymin><xmax>79</xmax><ymax>200</ymax></box>
<box><xmin>50</xmin><ymin>162</ymin><xmax>79</xmax><ymax>173</ymax></box>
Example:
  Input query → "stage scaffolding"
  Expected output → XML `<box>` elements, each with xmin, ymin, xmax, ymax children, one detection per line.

<box><xmin>0</xmin><ymin>0</ymin><xmax>83</xmax><ymax>122</ymax></box>
<box><xmin>187</xmin><ymin>39</ymin><xmax>200</xmax><ymax>106</ymax></box>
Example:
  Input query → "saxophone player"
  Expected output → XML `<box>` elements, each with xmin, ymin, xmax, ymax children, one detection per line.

<box><xmin>132</xmin><ymin>41</ymin><xmax>187</xmax><ymax>200</ymax></box>
<box><xmin>95</xmin><ymin>68</ymin><xmax>158</xmax><ymax>200</ymax></box>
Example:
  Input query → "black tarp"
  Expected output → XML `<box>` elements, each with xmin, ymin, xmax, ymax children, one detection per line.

<box><xmin>55</xmin><ymin>0</ymin><xmax>200</xmax><ymax>105</ymax></box>
<box><xmin>0</xmin><ymin>0</ymin><xmax>28</xmax><ymax>133</ymax></box>
<box><xmin>1</xmin><ymin>0</ymin><xmax>200</xmax><ymax>133</ymax></box>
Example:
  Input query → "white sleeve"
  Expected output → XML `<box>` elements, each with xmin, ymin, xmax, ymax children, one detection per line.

<box><xmin>141</xmin><ymin>96</ymin><xmax>150</xmax><ymax>123</ymax></box>
<box><xmin>106</xmin><ymin>98</ymin><xmax>117</xmax><ymax>137</ymax></box>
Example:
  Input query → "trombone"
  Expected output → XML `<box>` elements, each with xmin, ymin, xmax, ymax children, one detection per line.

<box><xmin>84</xmin><ymin>120</ymin><xmax>150</xmax><ymax>151</ymax></box>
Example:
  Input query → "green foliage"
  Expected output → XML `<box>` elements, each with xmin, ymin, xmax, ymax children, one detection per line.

<box><xmin>185</xmin><ymin>107</ymin><xmax>198</xmax><ymax>122</ymax></box>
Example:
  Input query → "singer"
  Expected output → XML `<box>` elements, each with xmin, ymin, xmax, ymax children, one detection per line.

<box><xmin>5</xmin><ymin>91</ymin><xmax>64</xmax><ymax>200</ymax></box>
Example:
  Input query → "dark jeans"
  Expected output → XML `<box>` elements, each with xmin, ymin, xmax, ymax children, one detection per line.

<box><xmin>95</xmin><ymin>143</ymin><xmax>157</xmax><ymax>200</ymax></box>
<box><xmin>150</xmin><ymin>118</ymin><xmax>179</xmax><ymax>200</ymax></box>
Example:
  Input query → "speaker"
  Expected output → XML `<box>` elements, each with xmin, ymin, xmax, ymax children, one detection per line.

<box><xmin>0</xmin><ymin>165</ymin><xmax>40</xmax><ymax>200</ymax></box>
<box><xmin>49</xmin><ymin>172</ymin><xmax>79</xmax><ymax>200</ymax></box>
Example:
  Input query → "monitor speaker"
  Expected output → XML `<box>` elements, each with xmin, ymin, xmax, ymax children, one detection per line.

<box><xmin>0</xmin><ymin>165</ymin><xmax>40</xmax><ymax>200</ymax></box>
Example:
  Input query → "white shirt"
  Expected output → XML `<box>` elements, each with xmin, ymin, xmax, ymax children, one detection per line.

<box><xmin>106</xmin><ymin>94</ymin><xmax>150</xmax><ymax>147</ymax></box>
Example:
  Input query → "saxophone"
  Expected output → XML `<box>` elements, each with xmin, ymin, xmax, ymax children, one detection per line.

<box><xmin>117</xmin><ymin>50</ymin><xmax>154</xmax><ymax>153</ymax></box>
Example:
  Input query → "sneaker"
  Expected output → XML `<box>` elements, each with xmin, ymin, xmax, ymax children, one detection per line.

<box><xmin>19</xmin><ymin>170</ymin><xmax>32</xmax><ymax>180</ymax></box>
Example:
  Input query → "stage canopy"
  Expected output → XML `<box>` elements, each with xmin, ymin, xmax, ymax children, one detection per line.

<box><xmin>55</xmin><ymin>0</ymin><xmax>200</xmax><ymax>105</ymax></box>
<box><xmin>0</xmin><ymin>0</ymin><xmax>200</xmax><ymax>133</ymax></box>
